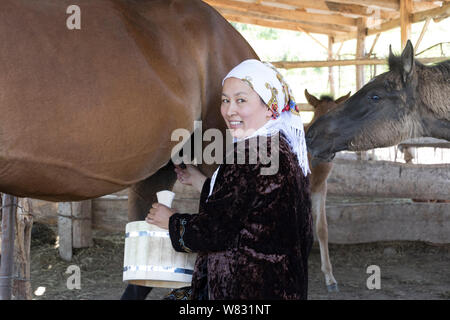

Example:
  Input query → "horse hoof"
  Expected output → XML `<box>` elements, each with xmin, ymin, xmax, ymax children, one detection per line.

<box><xmin>327</xmin><ymin>283</ymin><xmax>339</xmax><ymax>293</ymax></box>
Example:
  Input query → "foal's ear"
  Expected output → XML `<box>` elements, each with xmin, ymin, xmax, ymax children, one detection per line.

<box><xmin>400</xmin><ymin>40</ymin><xmax>415</xmax><ymax>83</ymax></box>
<box><xmin>304</xmin><ymin>89</ymin><xmax>319</xmax><ymax>108</ymax></box>
<box><xmin>335</xmin><ymin>91</ymin><xmax>351</xmax><ymax>104</ymax></box>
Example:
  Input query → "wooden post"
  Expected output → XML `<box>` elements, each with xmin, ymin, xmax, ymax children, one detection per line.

<box><xmin>356</xmin><ymin>18</ymin><xmax>368</xmax><ymax>160</ymax></box>
<box><xmin>328</xmin><ymin>36</ymin><xmax>335</xmax><ymax>97</ymax></box>
<box><xmin>58</xmin><ymin>200</ymin><xmax>92</xmax><ymax>261</ymax></box>
<box><xmin>415</xmin><ymin>17</ymin><xmax>431</xmax><ymax>53</ymax></box>
<box><xmin>368</xmin><ymin>33</ymin><xmax>381</xmax><ymax>58</ymax></box>
<box><xmin>58</xmin><ymin>202</ymin><xmax>73</xmax><ymax>261</ymax></box>
<box><xmin>356</xmin><ymin>17</ymin><xmax>366</xmax><ymax>90</ymax></box>
<box><xmin>0</xmin><ymin>194</ymin><xmax>17</xmax><ymax>300</ymax></box>
<box><xmin>13</xmin><ymin>198</ymin><xmax>33</xmax><ymax>300</ymax></box>
<box><xmin>297</xmin><ymin>26</ymin><xmax>330</xmax><ymax>52</ymax></box>
<box><xmin>400</xmin><ymin>0</ymin><xmax>412</xmax><ymax>48</ymax></box>
<box><xmin>72</xmin><ymin>200</ymin><xmax>93</xmax><ymax>248</ymax></box>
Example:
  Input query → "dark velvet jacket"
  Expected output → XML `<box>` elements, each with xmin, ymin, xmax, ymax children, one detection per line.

<box><xmin>169</xmin><ymin>132</ymin><xmax>313</xmax><ymax>300</ymax></box>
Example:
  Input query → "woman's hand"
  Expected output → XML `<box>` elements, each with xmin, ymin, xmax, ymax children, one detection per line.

<box><xmin>145</xmin><ymin>203</ymin><xmax>175</xmax><ymax>230</ymax></box>
<box><xmin>174</xmin><ymin>164</ymin><xmax>207</xmax><ymax>193</ymax></box>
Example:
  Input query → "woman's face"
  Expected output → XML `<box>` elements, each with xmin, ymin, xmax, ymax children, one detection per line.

<box><xmin>221</xmin><ymin>77</ymin><xmax>273</xmax><ymax>139</ymax></box>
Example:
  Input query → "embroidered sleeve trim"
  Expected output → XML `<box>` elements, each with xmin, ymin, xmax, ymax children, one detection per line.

<box><xmin>178</xmin><ymin>218</ymin><xmax>193</xmax><ymax>253</ymax></box>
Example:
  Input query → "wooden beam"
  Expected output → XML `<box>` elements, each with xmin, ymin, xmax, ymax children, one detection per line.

<box><xmin>29</xmin><ymin>184</ymin><xmax>450</xmax><ymax>241</ymax></box>
<box><xmin>412</xmin><ymin>2</ymin><xmax>450</xmax><ymax>23</ymax></box>
<box><xmin>222</xmin><ymin>12</ymin><xmax>344</xmax><ymax>35</ymax></box>
<box><xmin>368</xmin><ymin>33</ymin><xmax>381</xmax><ymax>57</ymax></box>
<box><xmin>297</xmin><ymin>26</ymin><xmax>329</xmax><ymax>51</ymax></box>
<box><xmin>398</xmin><ymin>137</ymin><xmax>450</xmax><ymax>149</ymax></box>
<box><xmin>325</xmin><ymin>1</ymin><xmax>389</xmax><ymax>17</ymax></box>
<box><xmin>205</xmin><ymin>0</ymin><xmax>358</xmax><ymax>26</ymax></box>
<box><xmin>414</xmin><ymin>17</ymin><xmax>431</xmax><ymax>52</ymax></box>
<box><xmin>400</xmin><ymin>0</ymin><xmax>412</xmax><ymax>48</ymax></box>
<box><xmin>219</xmin><ymin>8</ymin><xmax>355</xmax><ymax>34</ymax></box>
<box><xmin>299</xmin><ymin>103</ymin><xmax>314</xmax><ymax>112</ymax></box>
<box><xmin>328</xmin><ymin>158</ymin><xmax>450</xmax><ymax>200</ymax></box>
<box><xmin>368</xmin><ymin>16</ymin><xmax>400</xmax><ymax>36</ymax></box>
<box><xmin>326</xmin><ymin>201</ymin><xmax>450</xmax><ymax>244</ymax></box>
<box><xmin>323</xmin><ymin>0</ymin><xmax>400</xmax><ymax>11</ymax></box>
<box><xmin>390</xmin><ymin>2</ymin><xmax>450</xmax><ymax>32</ymax></box>
<box><xmin>336</xmin><ymin>40</ymin><xmax>345</xmax><ymax>56</ymax></box>
<box><xmin>275</xmin><ymin>0</ymin><xmax>390</xmax><ymax>17</ymax></box>
<box><xmin>413</xmin><ymin>1</ymin><xmax>442</xmax><ymax>12</ymax></box>
<box><xmin>270</xmin><ymin>57</ymin><xmax>448</xmax><ymax>69</ymax></box>
<box><xmin>336</xmin><ymin>3</ymin><xmax>450</xmax><ymax>42</ymax></box>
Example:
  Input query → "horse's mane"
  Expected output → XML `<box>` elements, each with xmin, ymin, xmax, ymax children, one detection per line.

<box><xmin>424</xmin><ymin>59</ymin><xmax>450</xmax><ymax>76</ymax></box>
<box><xmin>388</xmin><ymin>54</ymin><xmax>450</xmax><ymax>119</ymax></box>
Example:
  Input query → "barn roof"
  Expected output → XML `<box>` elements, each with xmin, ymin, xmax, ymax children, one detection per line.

<box><xmin>203</xmin><ymin>0</ymin><xmax>450</xmax><ymax>42</ymax></box>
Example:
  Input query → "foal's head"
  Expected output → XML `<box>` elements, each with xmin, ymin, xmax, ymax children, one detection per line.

<box><xmin>304</xmin><ymin>89</ymin><xmax>351</xmax><ymax>130</ymax></box>
<box><xmin>305</xmin><ymin>40</ymin><xmax>427</xmax><ymax>162</ymax></box>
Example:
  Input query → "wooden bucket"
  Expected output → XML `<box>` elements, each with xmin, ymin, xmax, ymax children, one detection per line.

<box><xmin>123</xmin><ymin>221</ymin><xmax>197</xmax><ymax>288</ymax></box>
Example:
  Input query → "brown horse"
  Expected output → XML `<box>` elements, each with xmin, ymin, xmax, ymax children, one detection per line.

<box><xmin>0</xmin><ymin>0</ymin><xmax>258</xmax><ymax>222</ymax></box>
<box><xmin>305</xmin><ymin>90</ymin><xmax>351</xmax><ymax>292</ymax></box>
<box><xmin>306</xmin><ymin>40</ymin><xmax>450</xmax><ymax>161</ymax></box>
<box><xmin>0</xmin><ymin>0</ymin><xmax>349</xmax><ymax>297</ymax></box>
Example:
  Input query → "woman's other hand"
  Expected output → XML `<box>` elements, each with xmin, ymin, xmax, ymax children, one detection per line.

<box><xmin>174</xmin><ymin>164</ymin><xmax>207</xmax><ymax>193</ymax></box>
<box><xmin>145</xmin><ymin>203</ymin><xmax>175</xmax><ymax>230</ymax></box>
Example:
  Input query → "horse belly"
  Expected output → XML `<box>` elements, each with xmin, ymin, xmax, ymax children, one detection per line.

<box><xmin>0</xmin><ymin>0</ymin><xmax>198</xmax><ymax>201</ymax></box>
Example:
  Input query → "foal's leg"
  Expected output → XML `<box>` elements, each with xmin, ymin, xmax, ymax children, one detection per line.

<box><xmin>311</xmin><ymin>185</ymin><xmax>338</xmax><ymax>292</ymax></box>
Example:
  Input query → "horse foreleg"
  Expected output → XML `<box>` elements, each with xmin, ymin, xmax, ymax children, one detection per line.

<box><xmin>311</xmin><ymin>189</ymin><xmax>338</xmax><ymax>292</ymax></box>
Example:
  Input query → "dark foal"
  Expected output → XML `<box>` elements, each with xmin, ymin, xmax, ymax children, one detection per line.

<box><xmin>306</xmin><ymin>40</ymin><xmax>450</xmax><ymax>162</ymax></box>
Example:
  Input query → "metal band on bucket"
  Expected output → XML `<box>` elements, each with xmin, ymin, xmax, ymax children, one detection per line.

<box><xmin>123</xmin><ymin>265</ymin><xmax>194</xmax><ymax>275</ymax></box>
<box><xmin>125</xmin><ymin>230</ymin><xmax>170</xmax><ymax>238</ymax></box>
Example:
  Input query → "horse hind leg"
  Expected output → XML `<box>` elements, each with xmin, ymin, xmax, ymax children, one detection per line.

<box><xmin>127</xmin><ymin>129</ymin><xmax>199</xmax><ymax>221</ymax></box>
<box><xmin>311</xmin><ymin>190</ymin><xmax>338</xmax><ymax>292</ymax></box>
<box><xmin>121</xmin><ymin>161</ymin><xmax>178</xmax><ymax>300</ymax></box>
<box><xmin>128</xmin><ymin>160</ymin><xmax>178</xmax><ymax>221</ymax></box>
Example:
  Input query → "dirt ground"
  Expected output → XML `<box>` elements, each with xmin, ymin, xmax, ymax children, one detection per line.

<box><xmin>28</xmin><ymin>222</ymin><xmax>450</xmax><ymax>300</ymax></box>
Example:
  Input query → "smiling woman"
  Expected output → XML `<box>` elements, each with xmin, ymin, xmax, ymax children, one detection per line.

<box><xmin>147</xmin><ymin>59</ymin><xmax>314</xmax><ymax>300</ymax></box>
<box><xmin>220</xmin><ymin>77</ymin><xmax>273</xmax><ymax>139</ymax></box>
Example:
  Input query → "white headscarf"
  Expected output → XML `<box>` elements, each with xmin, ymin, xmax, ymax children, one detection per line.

<box><xmin>225</xmin><ymin>59</ymin><xmax>310</xmax><ymax>175</ymax></box>
<box><xmin>207</xmin><ymin>59</ymin><xmax>310</xmax><ymax>199</ymax></box>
